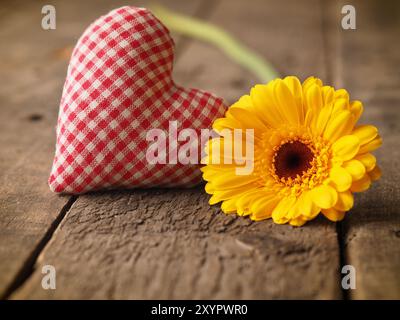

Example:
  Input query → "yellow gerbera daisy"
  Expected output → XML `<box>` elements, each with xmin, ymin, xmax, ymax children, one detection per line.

<box><xmin>201</xmin><ymin>76</ymin><xmax>382</xmax><ymax>226</ymax></box>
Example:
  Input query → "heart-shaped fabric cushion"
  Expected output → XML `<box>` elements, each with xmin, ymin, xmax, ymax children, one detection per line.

<box><xmin>49</xmin><ymin>6</ymin><xmax>226</xmax><ymax>194</ymax></box>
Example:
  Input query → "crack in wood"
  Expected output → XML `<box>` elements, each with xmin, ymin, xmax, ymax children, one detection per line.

<box><xmin>1</xmin><ymin>196</ymin><xmax>78</xmax><ymax>299</ymax></box>
<box><xmin>336</xmin><ymin>222</ymin><xmax>350</xmax><ymax>300</ymax></box>
<box><xmin>319</xmin><ymin>0</ymin><xmax>349</xmax><ymax>300</ymax></box>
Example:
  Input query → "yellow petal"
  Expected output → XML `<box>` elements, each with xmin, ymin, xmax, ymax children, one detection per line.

<box><xmin>212</xmin><ymin>171</ymin><xmax>258</xmax><ymax>188</ymax></box>
<box><xmin>268</xmin><ymin>131</ymin><xmax>284</xmax><ymax>147</ymax></box>
<box><xmin>305</xmin><ymin>84</ymin><xmax>323</xmax><ymax>111</ymax></box>
<box><xmin>315</xmin><ymin>104</ymin><xmax>333</xmax><ymax>136</ymax></box>
<box><xmin>272</xmin><ymin>196</ymin><xmax>296</xmax><ymax>223</ymax></box>
<box><xmin>335</xmin><ymin>190</ymin><xmax>354</xmax><ymax>211</ymax></box>
<box><xmin>221</xmin><ymin>198</ymin><xmax>238</xmax><ymax>214</ymax></box>
<box><xmin>250</xmin><ymin>196</ymin><xmax>280</xmax><ymax>221</ymax></box>
<box><xmin>287</xmin><ymin>198</ymin><xmax>303</xmax><ymax>219</ymax></box>
<box><xmin>303</xmin><ymin>76</ymin><xmax>323</xmax><ymax>90</ymax></box>
<box><xmin>202</xmin><ymin>166</ymin><xmax>234</xmax><ymax>181</ymax></box>
<box><xmin>228</xmin><ymin>106</ymin><xmax>267</xmax><ymax>132</ymax></box>
<box><xmin>274</xmin><ymin>79</ymin><xmax>302</xmax><ymax>125</ymax></box>
<box><xmin>209</xmin><ymin>194</ymin><xmax>222</xmax><ymax>205</ymax></box>
<box><xmin>331</xmin><ymin>98</ymin><xmax>348</xmax><ymax>116</ymax></box>
<box><xmin>334</xmin><ymin>89</ymin><xmax>350</xmax><ymax>101</ymax></box>
<box><xmin>283</xmin><ymin>76</ymin><xmax>303</xmax><ymax>119</ymax></box>
<box><xmin>213</xmin><ymin>117</ymin><xmax>243</xmax><ymax>131</ymax></box>
<box><xmin>321</xmin><ymin>208</ymin><xmax>346</xmax><ymax>222</ymax></box>
<box><xmin>350</xmin><ymin>174</ymin><xmax>371</xmax><ymax>192</ymax></box>
<box><xmin>231</xmin><ymin>94</ymin><xmax>252</xmax><ymax>109</ymax></box>
<box><xmin>311</xmin><ymin>185</ymin><xmax>338</xmax><ymax>209</ymax></box>
<box><xmin>284</xmin><ymin>76</ymin><xmax>303</xmax><ymax>97</ymax></box>
<box><xmin>352</xmin><ymin>125</ymin><xmax>378</xmax><ymax>145</ymax></box>
<box><xmin>304</xmin><ymin>84</ymin><xmax>324</xmax><ymax>129</ymax></box>
<box><xmin>332</xmin><ymin>135</ymin><xmax>360</xmax><ymax>161</ymax></box>
<box><xmin>205</xmin><ymin>135</ymin><xmax>256</xmax><ymax>166</ymax></box>
<box><xmin>329</xmin><ymin>166</ymin><xmax>352</xmax><ymax>192</ymax></box>
<box><xmin>205</xmin><ymin>182</ymin><xmax>215</xmax><ymax>194</ymax></box>
<box><xmin>350</xmin><ymin>100</ymin><xmax>363</xmax><ymax>123</ymax></box>
<box><xmin>358</xmin><ymin>136</ymin><xmax>382</xmax><ymax>153</ymax></box>
<box><xmin>343</xmin><ymin>159</ymin><xmax>366</xmax><ymax>181</ymax></box>
<box><xmin>355</xmin><ymin>153</ymin><xmax>376</xmax><ymax>172</ymax></box>
<box><xmin>368</xmin><ymin>165</ymin><xmax>382</xmax><ymax>181</ymax></box>
<box><xmin>304</xmin><ymin>107</ymin><xmax>315</xmax><ymax>129</ymax></box>
<box><xmin>236</xmin><ymin>189</ymin><xmax>265</xmax><ymax>215</ymax></box>
<box><xmin>208</xmin><ymin>185</ymin><xmax>254</xmax><ymax>205</ymax></box>
<box><xmin>321</xmin><ymin>86</ymin><xmax>335</xmax><ymax>105</ymax></box>
<box><xmin>324</xmin><ymin>110</ymin><xmax>354</xmax><ymax>141</ymax></box>
<box><xmin>298</xmin><ymin>190</ymin><xmax>320</xmax><ymax>218</ymax></box>
<box><xmin>289</xmin><ymin>218</ymin><xmax>307</xmax><ymax>227</ymax></box>
<box><xmin>250</xmin><ymin>84</ymin><xmax>284</xmax><ymax>127</ymax></box>
<box><xmin>205</xmin><ymin>137</ymin><xmax>232</xmax><ymax>164</ymax></box>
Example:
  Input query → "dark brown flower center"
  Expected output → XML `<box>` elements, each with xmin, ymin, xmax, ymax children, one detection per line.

<box><xmin>274</xmin><ymin>141</ymin><xmax>314</xmax><ymax>179</ymax></box>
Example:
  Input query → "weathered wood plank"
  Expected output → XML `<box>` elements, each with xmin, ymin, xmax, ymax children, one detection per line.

<box><xmin>13</xmin><ymin>189</ymin><xmax>341</xmax><ymax>299</ymax></box>
<box><xmin>0</xmin><ymin>0</ymin><xmax>203</xmax><ymax>298</ymax></box>
<box><xmin>12</xmin><ymin>0</ymin><xmax>342</xmax><ymax>299</ymax></box>
<box><xmin>0</xmin><ymin>0</ymin><xmax>76</xmax><ymax>298</ymax></box>
<box><xmin>332</xmin><ymin>0</ymin><xmax>400</xmax><ymax>299</ymax></box>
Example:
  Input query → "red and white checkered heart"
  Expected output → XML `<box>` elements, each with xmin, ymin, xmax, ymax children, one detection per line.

<box><xmin>49</xmin><ymin>6</ymin><xmax>226</xmax><ymax>194</ymax></box>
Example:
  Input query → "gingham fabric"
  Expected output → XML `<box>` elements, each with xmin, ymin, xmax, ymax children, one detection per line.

<box><xmin>49</xmin><ymin>6</ymin><xmax>226</xmax><ymax>194</ymax></box>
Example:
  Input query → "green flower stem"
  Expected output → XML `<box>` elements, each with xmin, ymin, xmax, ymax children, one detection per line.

<box><xmin>151</xmin><ymin>4</ymin><xmax>280</xmax><ymax>83</ymax></box>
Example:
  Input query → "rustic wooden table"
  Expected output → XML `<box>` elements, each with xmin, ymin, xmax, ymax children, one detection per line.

<box><xmin>0</xmin><ymin>0</ymin><xmax>399</xmax><ymax>299</ymax></box>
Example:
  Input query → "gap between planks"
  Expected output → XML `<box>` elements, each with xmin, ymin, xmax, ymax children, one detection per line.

<box><xmin>319</xmin><ymin>0</ymin><xmax>349</xmax><ymax>300</ymax></box>
<box><xmin>1</xmin><ymin>196</ymin><xmax>77</xmax><ymax>300</ymax></box>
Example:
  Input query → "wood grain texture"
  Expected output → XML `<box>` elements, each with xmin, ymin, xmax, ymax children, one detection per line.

<box><xmin>0</xmin><ymin>0</ymin><xmax>75</xmax><ymax>297</ymax></box>
<box><xmin>333</xmin><ymin>0</ymin><xmax>400</xmax><ymax>299</ymax></box>
<box><xmin>0</xmin><ymin>0</ymin><xmax>203</xmax><ymax>298</ymax></box>
<box><xmin>12</xmin><ymin>189</ymin><xmax>340</xmax><ymax>299</ymax></box>
<box><xmin>12</xmin><ymin>0</ymin><xmax>343</xmax><ymax>299</ymax></box>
